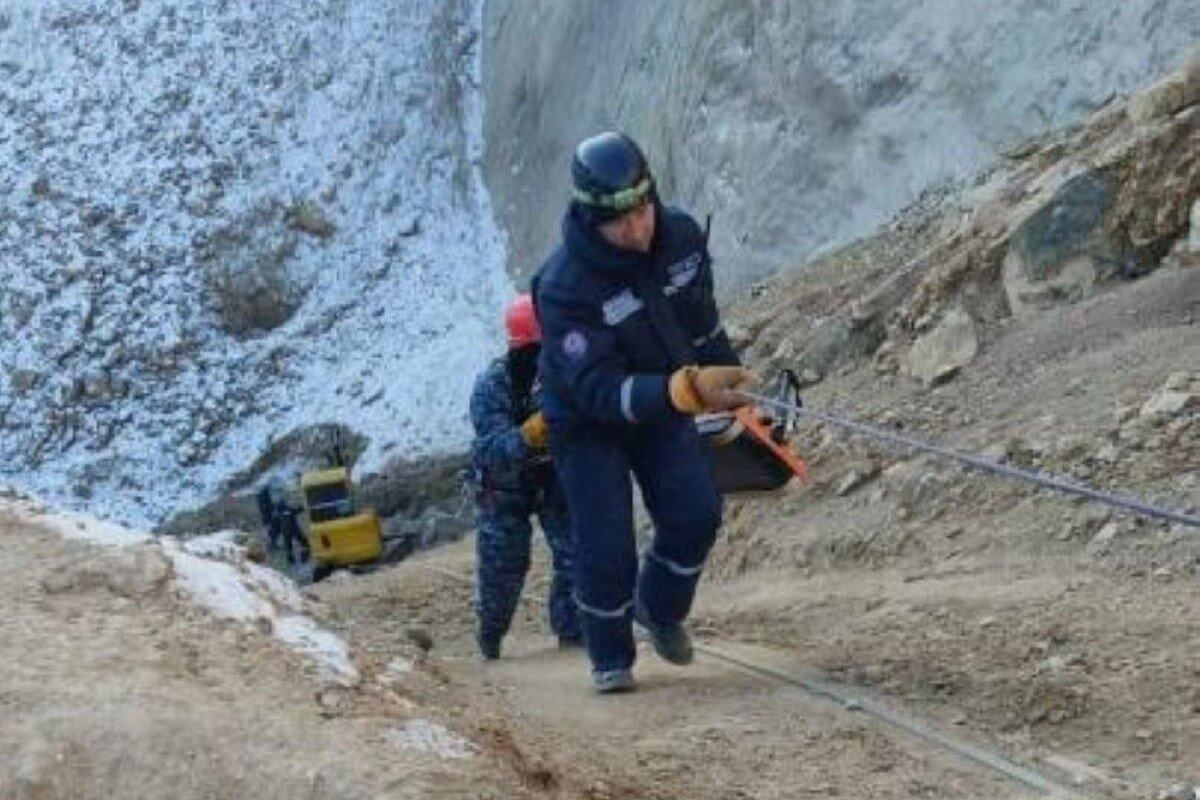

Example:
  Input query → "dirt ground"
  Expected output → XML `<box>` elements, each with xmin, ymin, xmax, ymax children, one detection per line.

<box><xmin>697</xmin><ymin>264</ymin><xmax>1200</xmax><ymax>798</ymax></box>
<box><xmin>309</xmin><ymin>542</ymin><xmax>1032</xmax><ymax>800</ymax></box>
<box><xmin>0</xmin><ymin>505</ymin><xmax>554</xmax><ymax>800</ymax></box>
<box><xmin>306</xmin><ymin>262</ymin><xmax>1198</xmax><ymax>800</ymax></box>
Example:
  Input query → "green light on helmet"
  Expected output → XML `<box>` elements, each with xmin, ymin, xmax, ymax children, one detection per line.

<box><xmin>573</xmin><ymin>176</ymin><xmax>653</xmax><ymax>212</ymax></box>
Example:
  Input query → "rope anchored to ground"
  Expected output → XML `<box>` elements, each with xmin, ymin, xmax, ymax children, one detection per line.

<box><xmin>419</xmin><ymin>561</ymin><xmax>1081</xmax><ymax>797</ymax></box>
<box><xmin>738</xmin><ymin>390</ymin><xmax>1200</xmax><ymax>529</ymax></box>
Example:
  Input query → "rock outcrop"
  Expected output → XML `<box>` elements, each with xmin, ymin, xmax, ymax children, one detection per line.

<box><xmin>482</xmin><ymin>1</ymin><xmax>1199</xmax><ymax>294</ymax></box>
<box><xmin>732</xmin><ymin>50</ymin><xmax>1200</xmax><ymax>395</ymax></box>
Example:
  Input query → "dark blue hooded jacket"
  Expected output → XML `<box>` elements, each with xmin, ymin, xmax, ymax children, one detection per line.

<box><xmin>532</xmin><ymin>202</ymin><xmax>738</xmax><ymax>434</ymax></box>
<box><xmin>469</xmin><ymin>356</ymin><xmax>554</xmax><ymax>492</ymax></box>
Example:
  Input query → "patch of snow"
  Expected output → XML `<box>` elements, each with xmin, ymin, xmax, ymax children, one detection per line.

<box><xmin>0</xmin><ymin>0</ymin><xmax>512</xmax><ymax>527</ymax></box>
<box><xmin>386</xmin><ymin>719</ymin><xmax>477</xmax><ymax>760</ymax></box>
<box><xmin>245</xmin><ymin>561</ymin><xmax>309</xmax><ymax>610</ymax></box>
<box><xmin>163</xmin><ymin>540</ymin><xmax>276</xmax><ymax>622</ymax></box>
<box><xmin>181</xmin><ymin>529</ymin><xmax>245</xmax><ymax>560</ymax></box>
<box><xmin>274</xmin><ymin>615</ymin><xmax>359</xmax><ymax>687</ymax></box>
<box><xmin>162</xmin><ymin>539</ymin><xmax>359</xmax><ymax>685</ymax></box>
<box><xmin>8</xmin><ymin>496</ymin><xmax>360</xmax><ymax>688</ymax></box>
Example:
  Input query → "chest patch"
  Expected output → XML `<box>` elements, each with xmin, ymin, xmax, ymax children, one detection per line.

<box><xmin>664</xmin><ymin>252</ymin><xmax>702</xmax><ymax>296</ymax></box>
<box><xmin>601</xmin><ymin>289</ymin><xmax>644</xmax><ymax>326</ymax></box>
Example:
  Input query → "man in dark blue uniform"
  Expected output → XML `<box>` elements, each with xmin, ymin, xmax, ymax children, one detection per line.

<box><xmin>469</xmin><ymin>294</ymin><xmax>581</xmax><ymax>660</ymax></box>
<box><xmin>533</xmin><ymin>132</ymin><xmax>756</xmax><ymax>692</ymax></box>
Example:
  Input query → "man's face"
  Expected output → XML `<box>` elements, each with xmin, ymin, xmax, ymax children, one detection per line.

<box><xmin>597</xmin><ymin>199</ymin><xmax>656</xmax><ymax>254</ymax></box>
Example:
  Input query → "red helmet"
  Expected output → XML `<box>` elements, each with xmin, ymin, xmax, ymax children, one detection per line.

<box><xmin>504</xmin><ymin>293</ymin><xmax>541</xmax><ymax>349</ymax></box>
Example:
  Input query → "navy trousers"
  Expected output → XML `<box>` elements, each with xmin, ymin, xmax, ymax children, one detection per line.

<box><xmin>474</xmin><ymin>484</ymin><xmax>580</xmax><ymax>646</ymax></box>
<box><xmin>550</xmin><ymin>416</ymin><xmax>722</xmax><ymax>672</ymax></box>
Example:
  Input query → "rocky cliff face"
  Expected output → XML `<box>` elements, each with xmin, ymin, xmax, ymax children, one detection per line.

<box><xmin>481</xmin><ymin>0</ymin><xmax>1199</xmax><ymax>294</ymax></box>
<box><xmin>3</xmin><ymin>1</ymin><xmax>1196</xmax><ymax>527</ymax></box>
<box><xmin>0</xmin><ymin>1</ymin><xmax>508</xmax><ymax>525</ymax></box>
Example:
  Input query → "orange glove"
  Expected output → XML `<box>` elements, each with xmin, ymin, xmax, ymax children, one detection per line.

<box><xmin>668</xmin><ymin>366</ymin><xmax>706</xmax><ymax>414</ymax></box>
<box><xmin>694</xmin><ymin>365</ymin><xmax>759</xmax><ymax>410</ymax></box>
<box><xmin>669</xmin><ymin>366</ymin><xmax>759</xmax><ymax>414</ymax></box>
<box><xmin>519</xmin><ymin>412</ymin><xmax>549</xmax><ymax>449</ymax></box>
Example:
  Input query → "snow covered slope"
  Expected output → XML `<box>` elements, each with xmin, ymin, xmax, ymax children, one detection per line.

<box><xmin>0</xmin><ymin>1</ymin><xmax>510</xmax><ymax>525</ymax></box>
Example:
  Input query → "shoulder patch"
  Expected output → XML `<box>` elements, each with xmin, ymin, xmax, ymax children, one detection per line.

<box><xmin>562</xmin><ymin>330</ymin><xmax>588</xmax><ymax>361</ymax></box>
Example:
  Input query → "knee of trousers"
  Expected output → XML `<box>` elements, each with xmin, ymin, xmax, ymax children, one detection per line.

<box><xmin>476</xmin><ymin>506</ymin><xmax>531</xmax><ymax>550</ymax></box>
<box><xmin>477</xmin><ymin>525</ymin><xmax>532</xmax><ymax>558</ymax></box>
<box><xmin>574</xmin><ymin>535</ymin><xmax>637</xmax><ymax>587</ymax></box>
<box><xmin>572</xmin><ymin>533</ymin><xmax>637</xmax><ymax>615</ymax></box>
<box><xmin>658</xmin><ymin>493</ymin><xmax>722</xmax><ymax>560</ymax></box>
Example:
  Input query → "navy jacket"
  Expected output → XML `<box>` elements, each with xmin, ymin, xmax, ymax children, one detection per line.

<box><xmin>533</xmin><ymin>202</ymin><xmax>738</xmax><ymax>433</ymax></box>
<box><xmin>469</xmin><ymin>357</ymin><xmax>554</xmax><ymax>492</ymax></box>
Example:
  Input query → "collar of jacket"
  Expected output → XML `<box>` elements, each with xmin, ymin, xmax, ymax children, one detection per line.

<box><xmin>561</xmin><ymin>199</ymin><xmax>668</xmax><ymax>280</ymax></box>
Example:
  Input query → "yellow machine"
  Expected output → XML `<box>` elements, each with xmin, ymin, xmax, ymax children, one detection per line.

<box><xmin>300</xmin><ymin>466</ymin><xmax>383</xmax><ymax>567</ymax></box>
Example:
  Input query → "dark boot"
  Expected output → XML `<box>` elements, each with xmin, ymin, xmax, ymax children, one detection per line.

<box><xmin>634</xmin><ymin>601</ymin><xmax>694</xmax><ymax>666</ymax></box>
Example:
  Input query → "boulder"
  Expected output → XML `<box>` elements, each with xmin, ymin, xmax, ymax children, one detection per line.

<box><xmin>1140</xmin><ymin>388</ymin><xmax>1198</xmax><ymax>420</ymax></box>
<box><xmin>770</xmin><ymin>317</ymin><xmax>884</xmax><ymax>382</ymax></box>
<box><xmin>197</xmin><ymin>204</ymin><xmax>307</xmax><ymax>338</ymax></box>
<box><xmin>872</xmin><ymin>341</ymin><xmax>900</xmax><ymax>374</ymax></box>
<box><xmin>1002</xmin><ymin>171</ymin><xmax>1120</xmax><ymax>317</ymax></box>
<box><xmin>835</xmin><ymin>465</ymin><xmax>880</xmax><ymax>497</ymax></box>
<box><xmin>882</xmin><ymin>460</ymin><xmax>948</xmax><ymax>516</ymax></box>
<box><xmin>903</xmin><ymin>307</ymin><xmax>978</xmax><ymax>386</ymax></box>
<box><xmin>1087</xmin><ymin>520</ymin><xmax>1124</xmax><ymax>555</ymax></box>
<box><xmin>789</xmin><ymin>319</ymin><xmax>850</xmax><ymax>376</ymax></box>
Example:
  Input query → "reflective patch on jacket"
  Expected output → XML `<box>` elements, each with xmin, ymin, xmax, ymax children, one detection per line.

<box><xmin>663</xmin><ymin>252</ymin><xmax>702</xmax><ymax>296</ymax></box>
<box><xmin>601</xmin><ymin>289</ymin><xmax>644</xmax><ymax>326</ymax></box>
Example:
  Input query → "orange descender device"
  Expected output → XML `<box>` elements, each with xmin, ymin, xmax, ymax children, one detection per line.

<box><xmin>695</xmin><ymin>370</ymin><xmax>809</xmax><ymax>495</ymax></box>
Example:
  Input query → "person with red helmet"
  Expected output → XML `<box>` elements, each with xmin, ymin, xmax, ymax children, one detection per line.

<box><xmin>504</xmin><ymin>293</ymin><xmax>541</xmax><ymax>348</ymax></box>
<box><xmin>467</xmin><ymin>293</ymin><xmax>580</xmax><ymax>659</ymax></box>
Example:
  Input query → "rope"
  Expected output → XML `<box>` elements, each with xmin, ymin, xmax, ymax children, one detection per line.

<box><xmin>739</xmin><ymin>391</ymin><xmax>1200</xmax><ymax>529</ymax></box>
<box><xmin>418</xmin><ymin>562</ymin><xmax>1077</xmax><ymax>797</ymax></box>
<box><xmin>694</xmin><ymin>645</ymin><xmax>1074</xmax><ymax>797</ymax></box>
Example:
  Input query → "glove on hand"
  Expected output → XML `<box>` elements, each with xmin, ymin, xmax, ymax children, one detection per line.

<box><xmin>668</xmin><ymin>366</ymin><xmax>706</xmax><ymax>415</ymax></box>
<box><xmin>669</xmin><ymin>366</ymin><xmax>759</xmax><ymax>414</ymax></box>
<box><xmin>520</xmin><ymin>412</ymin><xmax>549</xmax><ymax>449</ymax></box>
